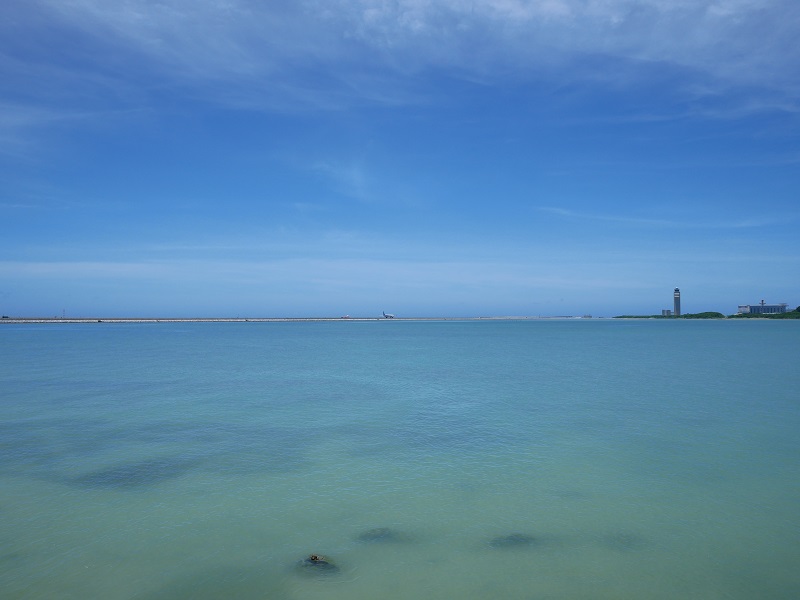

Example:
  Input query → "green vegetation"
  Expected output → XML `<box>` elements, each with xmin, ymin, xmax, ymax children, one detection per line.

<box><xmin>728</xmin><ymin>308</ymin><xmax>800</xmax><ymax>319</ymax></box>
<box><xmin>614</xmin><ymin>312</ymin><xmax>726</xmax><ymax>319</ymax></box>
<box><xmin>616</xmin><ymin>308</ymin><xmax>800</xmax><ymax>320</ymax></box>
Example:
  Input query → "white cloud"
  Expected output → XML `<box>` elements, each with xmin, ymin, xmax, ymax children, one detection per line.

<box><xmin>311</xmin><ymin>160</ymin><xmax>372</xmax><ymax>202</ymax></box>
<box><xmin>2</xmin><ymin>0</ymin><xmax>798</xmax><ymax>155</ymax></box>
<box><xmin>12</xmin><ymin>0</ymin><xmax>799</xmax><ymax>101</ymax></box>
<box><xmin>307</xmin><ymin>1</ymin><xmax>799</xmax><ymax>88</ymax></box>
<box><xmin>538</xmin><ymin>206</ymin><xmax>792</xmax><ymax>229</ymax></box>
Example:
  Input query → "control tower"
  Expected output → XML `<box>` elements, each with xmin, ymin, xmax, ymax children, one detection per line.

<box><xmin>673</xmin><ymin>288</ymin><xmax>681</xmax><ymax>317</ymax></box>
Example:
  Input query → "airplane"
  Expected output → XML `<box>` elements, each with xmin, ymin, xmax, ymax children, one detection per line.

<box><xmin>382</xmin><ymin>311</ymin><xmax>395</xmax><ymax>319</ymax></box>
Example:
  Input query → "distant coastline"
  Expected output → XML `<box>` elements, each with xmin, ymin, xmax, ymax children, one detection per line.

<box><xmin>0</xmin><ymin>316</ymin><xmax>597</xmax><ymax>324</ymax></box>
<box><xmin>3</xmin><ymin>310</ymin><xmax>798</xmax><ymax>323</ymax></box>
<box><xmin>614</xmin><ymin>309</ymin><xmax>800</xmax><ymax>320</ymax></box>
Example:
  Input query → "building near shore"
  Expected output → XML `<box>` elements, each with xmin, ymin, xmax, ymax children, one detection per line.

<box><xmin>738</xmin><ymin>300</ymin><xmax>787</xmax><ymax>315</ymax></box>
<box><xmin>673</xmin><ymin>288</ymin><xmax>681</xmax><ymax>317</ymax></box>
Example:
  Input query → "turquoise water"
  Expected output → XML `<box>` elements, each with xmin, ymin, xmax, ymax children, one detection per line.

<box><xmin>1</xmin><ymin>319</ymin><xmax>799</xmax><ymax>599</ymax></box>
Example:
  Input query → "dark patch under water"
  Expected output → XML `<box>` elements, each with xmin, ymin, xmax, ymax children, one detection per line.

<box><xmin>1</xmin><ymin>416</ymin><xmax>315</xmax><ymax>486</ymax></box>
<box><xmin>70</xmin><ymin>457</ymin><xmax>200</xmax><ymax>489</ymax></box>
<box><xmin>598</xmin><ymin>532</ymin><xmax>647</xmax><ymax>552</ymax></box>
<box><xmin>356</xmin><ymin>527</ymin><xmax>404</xmax><ymax>543</ymax></box>
<box><xmin>134</xmin><ymin>565</ymin><xmax>292</xmax><ymax>600</ymax></box>
<box><xmin>487</xmin><ymin>533</ymin><xmax>537</xmax><ymax>549</ymax></box>
<box><xmin>550</xmin><ymin>489</ymin><xmax>589</xmax><ymax>500</ymax></box>
<box><xmin>0</xmin><ymin>551</ymin><xmax>25</xmax><ymax>566</ymax></box>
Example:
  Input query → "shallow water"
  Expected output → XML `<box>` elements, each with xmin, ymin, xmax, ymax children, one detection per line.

<box><xmin>1</xmin><ymin>320</ymin><xmax>799</xmax><ymax>598</ymax></box>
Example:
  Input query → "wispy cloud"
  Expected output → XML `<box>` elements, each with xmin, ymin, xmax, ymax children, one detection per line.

<box><xmin>538</xmin><ymin>206</ymin><xmax>789</xmax><ymax>229</ymax></box>
<box><xmin>0</xmin><ymin>100</ymin><xmax>150</xmax><ymax>159</ymax></box>
<box><xmin>6</xmin><ymin>1</ymin><xmax>797</xmax><ymax>114</ymax></box>
<box><xmin>311</xmin><ymin>160</ymin><xmax>372</xmax><ymax>202</ymax></box>
<box><xmin>0</xmin><ymin>256</ymin><xmax>682</xmax><ymax>297</ymax></box>
<box><xmin>2</xmin><ymin>245</ymin><xmax>794</xmax><ymax>315</ymax></box>
<box><xmin>2</xmin><ymin>0</ymin><xmax>797</xmax><ymax>163</ymax></box>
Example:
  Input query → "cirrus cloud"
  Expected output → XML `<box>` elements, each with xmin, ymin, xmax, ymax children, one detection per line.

<box><xmin>6</xmin><ymin>0</ymin><xmax>798</xmax><ymax>109</ymax></box>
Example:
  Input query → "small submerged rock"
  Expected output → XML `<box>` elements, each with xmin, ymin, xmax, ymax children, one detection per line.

<box><xmin>297</xmin><ymin>554</ymin><xmax>339</xmax><ymax>574</ymax></box>
<box><xmin>487</xmin><ymin>533</ymin><xmax>537</xmax><ymax>549</ymax></box>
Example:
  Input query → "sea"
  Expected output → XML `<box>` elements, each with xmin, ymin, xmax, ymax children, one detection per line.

<box><xmin>1</xmin><ymin>319</ymin><xmax>798</xmax><ymax>599</ymax></box>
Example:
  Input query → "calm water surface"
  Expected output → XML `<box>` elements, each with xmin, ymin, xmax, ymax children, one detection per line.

<box><xmin>1</xmin><ymin>320</ymin><xmax>799</xmax><ymax>599</ymax></box>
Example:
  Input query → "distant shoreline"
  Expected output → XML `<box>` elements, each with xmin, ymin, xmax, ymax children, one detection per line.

<box><xmin>0</xmin><ymin>316</ymin><xmax>597</xmax><ymax>324</ymax></box>
<box><xmin>2</xmin><ymin>315</ymin><xmax>796</xmax><ymax>324</ymax></box>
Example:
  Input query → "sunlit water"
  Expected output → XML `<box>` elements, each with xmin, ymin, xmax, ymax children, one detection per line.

<box><xmin>1</xmin><ymin>319</ymin><xmax>799</xmax><ymax>599</ymax></box>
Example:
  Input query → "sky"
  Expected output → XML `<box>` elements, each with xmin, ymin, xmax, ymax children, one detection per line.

<box><xmin>1</xmin><ymin>0</ymin><xmax>799</xmax><ymax>318</ymax></box>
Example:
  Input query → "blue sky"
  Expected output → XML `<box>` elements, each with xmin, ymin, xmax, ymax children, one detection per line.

<box><xmin>2</xmin><ymin>0</ymin><xmax>798</xmax><ymax>317</ymax></box>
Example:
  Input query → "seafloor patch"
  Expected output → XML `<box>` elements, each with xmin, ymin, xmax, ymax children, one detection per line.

<box><xmin>487</xmin><ymin>533</ymin><xmax>538</xmax><ymax>549</ymax></box>
<box><xmin>356</xmin><ymin>527</ymin><xmax>406</xmax><ymax>543</ymax></box>
<box><xmin>134</xmin><ymin>565</ymin><xmax>293</xmax><ymax>600</ymax></box>
<box><xmin>69</xmin><ymin>456</ymin><xmax>200</xmax><ymax>489</ymax></box>
<box><xmin>596</xmin><ymin>531</ymin><xmax>648</xmax><ymax>552</ymax></box>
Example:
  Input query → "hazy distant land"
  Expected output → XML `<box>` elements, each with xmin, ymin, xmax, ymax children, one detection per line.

<box><xmin>0</xmin><ymin>306</ymin><xmax>800</xmax><ymax>323</ymax></box>
<box><xmin>0</xmin><ymin>316</ymin><xmax>596</xmax><ymax>324</ymax></box>
<box><xmin>2</xmin><ymin>308</ymin><xmax>799</xmax><ymax>324</ymax></box>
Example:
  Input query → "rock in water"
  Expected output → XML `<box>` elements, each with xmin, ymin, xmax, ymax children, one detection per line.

<box><xmin>298</xmin><ymin>554</ymin><xmax>339</xmax><ymax>574</ymax></box>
